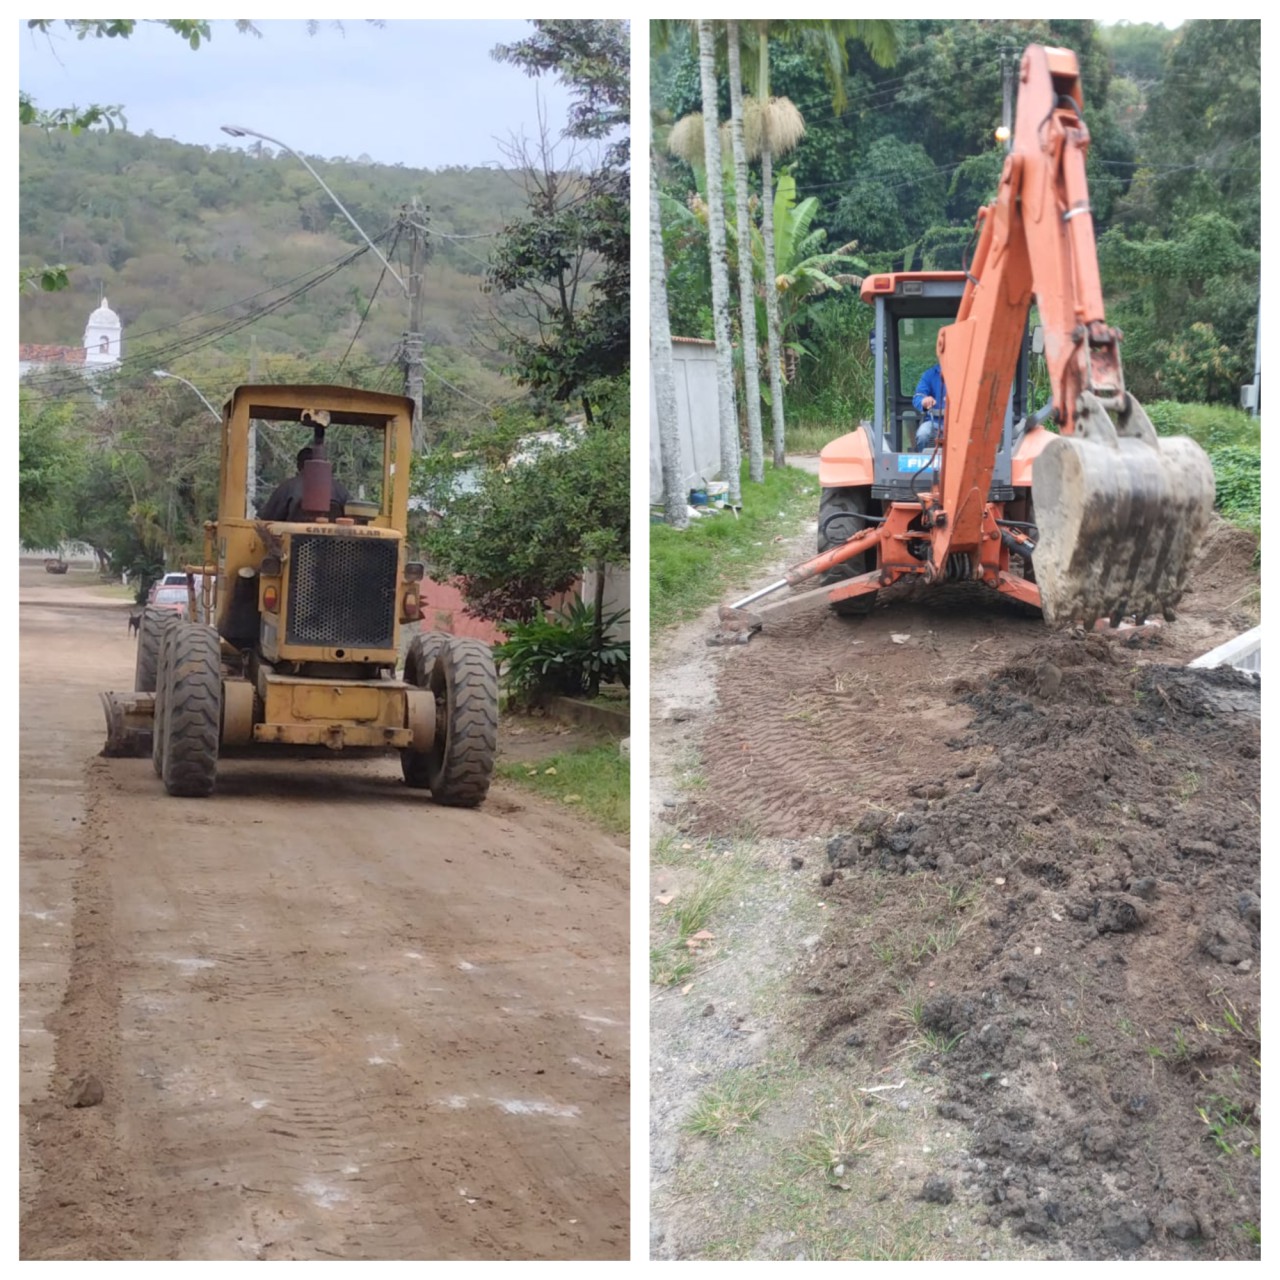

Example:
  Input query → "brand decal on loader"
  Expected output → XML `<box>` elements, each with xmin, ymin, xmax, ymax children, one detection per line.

<box><xmin>897</xmin><ymin>454</ymin><xmax>936</xmax><ymax>473</ymax></box>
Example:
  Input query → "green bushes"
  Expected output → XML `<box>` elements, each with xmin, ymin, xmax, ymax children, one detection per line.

<box><xmin>493</xmin><ymin>601</ymin><xmax>629</xmax><ymax>702</ymax></box>
<box><xmin>1207</xmin><ymin>446</ymin><xmax>1261</xmax><ymax>531</ymax></box>
<box><xmin>1144</xmin><ymin>400</ymin><xmax>1261</xmax><ymax>533</ymax></box>
<box><xmin>1144</xmin><ymin>400</ymin><xmax>1261</xmax><ymax>452</ymax></box>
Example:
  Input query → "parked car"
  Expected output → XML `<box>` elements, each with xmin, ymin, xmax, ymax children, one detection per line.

<box><xmin>147</xmin><ymin>572</ymin><xmax>190</xmax><ymax>604</ymax></box>
<box><xmin>150</xmin><ymin>584</ymin><xmax>191</xmax><ymax>617</ymax></box>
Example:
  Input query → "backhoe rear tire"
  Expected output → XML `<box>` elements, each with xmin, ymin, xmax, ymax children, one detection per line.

<box><xmin>161</xmin><ymin>623</ymin><xmax>222</xmax><ymax>798</ymax></box>
<box><xmin>400</xmin><ymin>631</ymin><xmax>452</xmax><ymax>789</ymax></box>
<box><xmin>818</xmin><ymin>486</ymin><xmax>879</xmax><ymax>617</ymax></box>
<box><xmin>134</xmin><ymin>606</ymin><xmax>180</xmax><ymax>693</ymax></box>
<box><xmin>426</xmin><ymin>637</ymin><xmax>498</xmax><ymax>808</ymax></box>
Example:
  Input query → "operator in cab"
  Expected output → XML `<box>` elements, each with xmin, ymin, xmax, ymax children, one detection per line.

<box><xmin>259</xmin><ymin>445</ymin><xmax>350</xmax><ymax>522</ymax></box>
<box><xmin>912</xmin><ymin>363</ymin><xmax>946</xmax><ymax>450</ymax></box>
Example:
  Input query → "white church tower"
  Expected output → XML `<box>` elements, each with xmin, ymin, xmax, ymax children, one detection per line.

<box><xmin>83</xmin><ymin>298</ymin><xmax>122</xmax><ymax>367</ymax></box>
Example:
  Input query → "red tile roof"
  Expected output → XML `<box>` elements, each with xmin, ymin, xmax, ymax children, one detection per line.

<box><xmin>19</xmin><ymin>344</ymin><xmax>86</xmax><ymax>364</ymax></box>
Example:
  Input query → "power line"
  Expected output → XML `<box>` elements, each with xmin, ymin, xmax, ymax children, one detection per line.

<box><xmin>334</xmin><ymin>224</ymin><xmax>401</xmax><ymax>379</ymax></box>
<box><xmin>22</xmin><ymin>242</ymin><xmax>378</xmax><ymax>406</ymax></box>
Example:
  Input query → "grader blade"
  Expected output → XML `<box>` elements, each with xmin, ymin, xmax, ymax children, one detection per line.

<box><xmin>100</xmin><ymin>691</ymin><xmax>156</xmax><ymax>758</ymax></box>
<box><xmin>1032</xmin><ymin>393</ymin><xmax>1216</xmax><ymax>627</ymax></box>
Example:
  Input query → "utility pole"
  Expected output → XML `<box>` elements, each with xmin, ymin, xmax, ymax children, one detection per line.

<box><xmin>1250</xmin><ymin>290</ymin><xmax>1261</xmax><ymax>417</ymax></box>
<box><xmin>400</xmin><ymin>199</ymin><xmax>431</xmax><ymax>452</ymax></box>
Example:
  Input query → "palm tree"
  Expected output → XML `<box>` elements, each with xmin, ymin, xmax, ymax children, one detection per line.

<box><xmin>749</xmin><ymin>20</ymin><xmax>899</xmax><ymax>465</ymax></box>
<box><xmin>651</xmin><ymin>156</ymin><xmax>688</xmax><ymax>530</ymax></box>
<box><xmin>696</xmin><ymin>19</ymin><xmax>741</xmax><ymax>506</ymax></box>
<box><xmin>726</xmin><ymin>21</ymin><xmax>763</xmax><ymax>483</ymax></box>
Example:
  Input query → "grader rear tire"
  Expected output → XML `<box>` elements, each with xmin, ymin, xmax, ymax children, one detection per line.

<box><xmin>426</xmin><ymin>637</ymin><xmax>498</xmax><ymax>808</ymax></box>
<box><xmin>400</xmin><ymin>631</ymin><xmax>452</xmax><ymax>789</ymax></box>
<box><xmin>134</xmin><ymin>606</ymin><xmax>180</xmax><ymax>693</ymax></box>
<box><xmin>161</xmin><ymin>624</ymin><xmax>222</xmax><ymax>798</ymax></box>
<box><xmin>152</xmin><ymin>621</ymin><xmax>183</xmax><ymax>778</ymax></box>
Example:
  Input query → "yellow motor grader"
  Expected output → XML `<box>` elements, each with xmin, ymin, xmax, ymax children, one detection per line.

<box><xmin>101</xmin><ymin>384</ymin><xmax>497</xmax><ymax>806</ymax></box>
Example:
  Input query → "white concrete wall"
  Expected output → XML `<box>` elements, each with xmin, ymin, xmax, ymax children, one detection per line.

<box><xmin>581</xmin><ymin>564</ymin><xmax>630</xmax><ymax>641</ymax></box>
<box><xmin>649</xmin><ymin>338</ymin><xmax>723</xmax><ymax>504</ymax></box>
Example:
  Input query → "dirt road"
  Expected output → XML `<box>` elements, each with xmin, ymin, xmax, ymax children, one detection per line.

<box><xmin>19</xmin><ymin>566</ymin><xmax>628</xmax><ymax>1261</ymax></box>
<box><xmin>651</xmin><ymin>514</ymin><xmax>1259</xmax><ymax>1260</ymax></box>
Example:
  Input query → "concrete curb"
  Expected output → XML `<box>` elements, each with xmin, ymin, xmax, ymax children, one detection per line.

<box><xmin>540</xmin><ymin>695</ymin><xmax>630</xmax><ymax>734</ymax></box>
<box><xmin>1188</xmin><ymin>625</ymin><xmax>1261</xmax><ymax>675</ymax></box>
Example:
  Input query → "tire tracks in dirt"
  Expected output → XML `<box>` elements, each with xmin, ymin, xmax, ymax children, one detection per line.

<box><xmin>19</xmin><ymin>570</ymin><xmax>628</xmax><ymax>1261</ymax></box>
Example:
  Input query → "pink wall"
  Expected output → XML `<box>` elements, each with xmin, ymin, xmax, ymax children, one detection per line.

<box><xmin>418</xmin><ymin>578</ymin><xmax>579</xmax><ymax>646</ymax></box>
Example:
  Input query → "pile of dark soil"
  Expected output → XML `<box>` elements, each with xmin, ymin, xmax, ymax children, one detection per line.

<box><xmin>805</xmin><ymin>631</ymin><xmax>1260</xmax><ymax>1260</ymax></box>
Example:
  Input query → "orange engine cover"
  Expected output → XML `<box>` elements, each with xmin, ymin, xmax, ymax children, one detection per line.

<box><xmin>818</xmin><ymin>425</ymin><xmax>875</xmax><ymax>489</ymax></box>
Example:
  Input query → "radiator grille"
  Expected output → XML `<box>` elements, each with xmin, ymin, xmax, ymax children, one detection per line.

<box><xmin>286</xmin><ymin>534</ymin><xmax>398</xmax><ymax>649</ymax></box>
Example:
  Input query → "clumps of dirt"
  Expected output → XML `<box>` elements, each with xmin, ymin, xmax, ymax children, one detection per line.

<box><xmin>805</xmin><ymin>632</ymin><xmax>1260</xmax><ymax>1259</ymax></box>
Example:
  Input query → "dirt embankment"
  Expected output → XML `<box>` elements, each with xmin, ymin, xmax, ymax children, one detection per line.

<box><xmin>810</xmin><ymin>631</ymin><xmax>1260</xmax><ymax>1259</ymax></box>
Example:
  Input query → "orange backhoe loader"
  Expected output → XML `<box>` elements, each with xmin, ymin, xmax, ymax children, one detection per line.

<box><xmin>714</xmin><ymin>44</ymin><xmax>1215</xmax><ymax>642</ymax></box>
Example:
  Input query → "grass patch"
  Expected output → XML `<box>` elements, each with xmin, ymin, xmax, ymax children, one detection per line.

<box><xmin>683</xmin><ymin>1068</ymin><xmax>772</xmax><ymax>1139</ymax></box>
<box><xmin>650</xmin><ymin>942</ymin><xmax>695</xmax><ymax>987</ymax></box>
<box><xmin>1145</xmin><ymin>400</ymin><xmax>1260</xmax><ymax>452</ymax></box>
<box><xmin>793</xmin><ymin>1104</ymin><xmax>885</xmax><ymax>1179</ymax></box>
<box><xmin>498</xmin><ymin>743</ymin><xmax>628</xmax><ymax>834</ymax></box>
<box><xmin>651</xmin><ymin>459</ymin><xmax>818</xmax><ymax>633</ymax></box>
<box><xmin>779</xmin><ymin>422</ymin><xmax>844</xmax><ymax>455</ymax></box>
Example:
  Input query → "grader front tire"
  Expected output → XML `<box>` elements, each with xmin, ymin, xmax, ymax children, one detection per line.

<box><xmin>400</xmin><ymin>631</ymin><xmax>452</xmax><ymax>789</ymax></box>
<box><xmin>161</xmin><ymin>624</ymin><xmax>222</xmax><ymax>798</ymax></box>
<box><xmin>426</xmin><ymin>637</ymin><xmax>498</xmax><ymax>808</ymax></box>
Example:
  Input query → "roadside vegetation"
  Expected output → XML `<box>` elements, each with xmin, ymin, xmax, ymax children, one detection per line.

<box><xmin>651</xmin><ymin>461</ymin><xmax>818</xmax><ymax>633</ymax></box>
<box><xmin>1145</xmin><ymin>401</ymin><xmax>1261</xmax><ymax>535</ymax></box>
<box><xmin>654</xmin><ymin>19</ymin><xmax>1258</xmax><ymax>481</ymax></box>
<box><xmin>498</xmin><ymin>742</ymin><xmax>629</xmax><ymax>835</ymax></box>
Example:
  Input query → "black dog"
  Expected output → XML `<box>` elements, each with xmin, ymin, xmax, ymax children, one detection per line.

<box><xmin>127</xmin><ymin>612</ymin><xmax>142</xmax><ymax>637</ymax></box>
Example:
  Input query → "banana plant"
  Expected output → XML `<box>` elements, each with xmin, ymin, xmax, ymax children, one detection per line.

<box><xmin>740</xmin><ymin>171</ymin><xmax>867</xmax><ymax>386</ymax></box>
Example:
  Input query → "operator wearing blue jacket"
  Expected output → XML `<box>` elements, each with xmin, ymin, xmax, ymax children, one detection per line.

<box><xmin>912</xmin><ymin>363</ymin><xmax>946</xmax><ymax>450</ymax></box>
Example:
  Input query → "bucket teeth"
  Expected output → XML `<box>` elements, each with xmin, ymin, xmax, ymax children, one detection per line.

<box><xmin>1031</xmin><ymin>393</ymin><xmax>1215</xmax><ymax>627</ymax></box>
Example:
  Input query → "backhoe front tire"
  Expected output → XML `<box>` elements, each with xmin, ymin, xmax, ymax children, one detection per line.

<box><xmin>1005</xmin><ymin>493</ymin><xmax>1037</xmax><ymax>584</ymax></box>
<box><xmin>161</xmin><ymin>623</ymin><xmax>222</xmax><ymax>798</ymax></box>
<box><xmin>818</xmin><ymin>486</ymin><xmax>879</xmax><ymax>617</ymax></box>
<box><xmin>400</xmin><ymin>631</ymin><xmax>452</xmax><ymax>789</ymax></box>
<box><xmin>426</xmin><ymin>637</ymin><xmax>498</xmax><ymax>808</ymax></box>
<box><xmin>134</xmin><ymin>606</ymin><xmax>180</xmax><ymax>693</ymax></box>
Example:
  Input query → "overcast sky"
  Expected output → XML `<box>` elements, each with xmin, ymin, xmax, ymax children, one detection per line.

<box><xmin>17</xmin><ymin>19</ymin><xmax>579</xmax><ymax>169</ymax></box>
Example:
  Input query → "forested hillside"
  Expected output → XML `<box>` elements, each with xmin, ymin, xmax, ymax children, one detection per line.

<box><xmin>653</xmin><ymin>19</ymin><xmax>1259</xmax><ymax>420</ymax></box>
<box><xmin>19</xmin><ymin>126</ymin><xmax>533</xmax><ymax>406</ymax></box>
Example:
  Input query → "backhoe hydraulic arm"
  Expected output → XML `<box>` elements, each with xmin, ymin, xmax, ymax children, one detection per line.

<box><xmin>932</xmin><ymin>45</ymin><xmax>1213</xmax><ymax>623</ymax></box>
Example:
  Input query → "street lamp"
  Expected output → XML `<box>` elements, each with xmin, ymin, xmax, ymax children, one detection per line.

<box><xmin>154</xmin><ymin>368</ymin><xmax>258</xmax><ymax>510</ymax></box>
<box><xmin>153</xmin><ymin>369</ymin><xmax>219</xmax><ymax>419</ymax></box>
<box><xmin>220</xmin><ymin>124</ymin><xmax>407</xmax><ymax>294</ymax></box>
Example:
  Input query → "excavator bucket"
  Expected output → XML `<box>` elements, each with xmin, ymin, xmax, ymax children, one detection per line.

<box><xmin>100</xmin><ymin>690</ymin><xmax>156</xmax><ymax>757</ymax></box>
<box><xmin>1031</xmin><ymin>393</ymin><xmax>1216</xmax><ymax>627</ymax></box>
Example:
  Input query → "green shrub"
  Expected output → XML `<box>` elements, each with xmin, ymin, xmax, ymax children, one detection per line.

<box><xmin>1207</xmin><ymin>446</ymin><xmax>1261</xmax><ymax>529</ymax></box>
<box><xmin>494</xmin><ymin>600</ymin><xmax>629</xmax><ymax>702</ymax></box>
